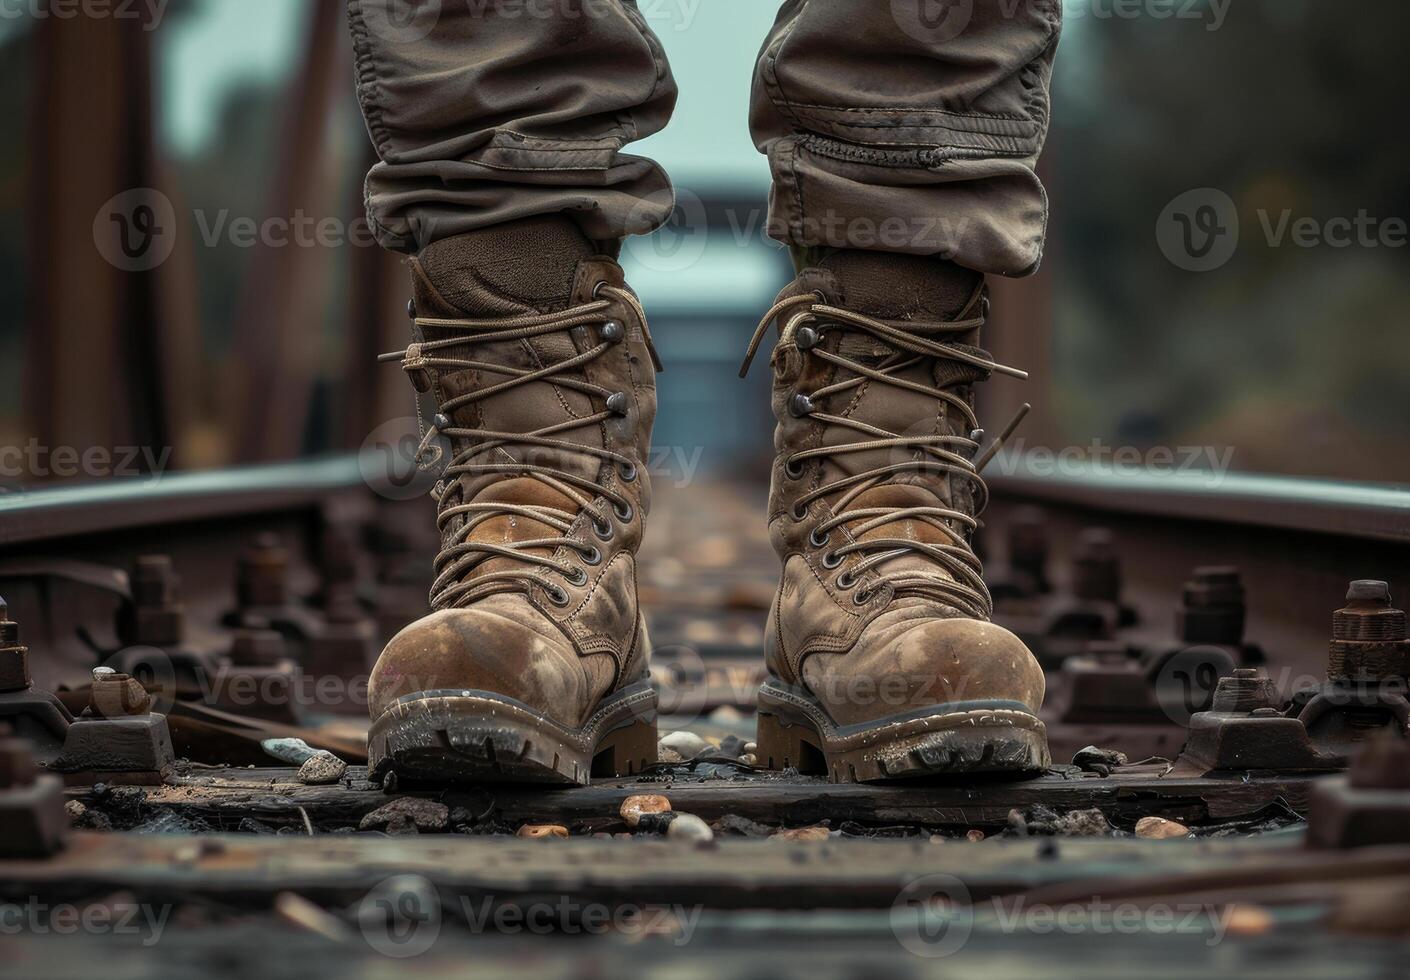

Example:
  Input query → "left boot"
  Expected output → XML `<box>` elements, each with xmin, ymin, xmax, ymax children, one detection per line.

<box><xmin>742</xmin><ymin>249</ymin><xmax>1050</xmax><ymax>782</ymax></box>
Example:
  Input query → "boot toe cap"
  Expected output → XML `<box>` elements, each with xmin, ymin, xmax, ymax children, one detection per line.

<box><xmin>801</xmin><ymin>615</ymin><xmax>1045</xmax><ymax>727</ymax></box>
<box><xmin>368</xmin><ymin>598</ymin><xmax>589</xmax><ymax>727</ymax></box>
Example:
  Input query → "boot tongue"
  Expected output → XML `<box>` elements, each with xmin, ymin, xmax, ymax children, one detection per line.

<box><xmin>410</xmin><ymin>217</ymin><xmax>604</xmax><ymax>593</ymax></box>
<box><xmin>801</xmin><ymin>251</ymin><xmax>987</xmax><ymax>591</ymax></box>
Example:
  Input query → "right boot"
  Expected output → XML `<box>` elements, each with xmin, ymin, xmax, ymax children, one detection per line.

<box><xmin>366</xmin><ymin>215</ymin><xmax>661</xmax><ymax>785</ymax></box>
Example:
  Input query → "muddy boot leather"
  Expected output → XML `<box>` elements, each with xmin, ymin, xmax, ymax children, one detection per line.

<box><xmin>367</xmin><ymin>215</ymin><xmax>660</xmax><ymax>784</ymax></box>
<box><xmin>743</xmin><ymin>249</ymin><xmax>1049</xmax><ymax>781</ymax></box>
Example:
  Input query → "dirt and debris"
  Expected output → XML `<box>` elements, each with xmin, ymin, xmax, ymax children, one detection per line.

<box><xmin>1072</xmin><ymin>745</ymin><xmax>1129</xmax><ymax>775</ymax></box>
<box><xmin>1007</xmin><ymin>805</ymin><xmax>1113</xmax><ymax>837</ymax></box>
<box><xmin>358</xmin><ymin>797</ymin><xmax>449</xmax><ymax>834</ymax></box>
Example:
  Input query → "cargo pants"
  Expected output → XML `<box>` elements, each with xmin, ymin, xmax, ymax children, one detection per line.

<box><xmin>347</xmin><ymin>0</ymin><xmax>1062</xmax><ymax>276</ymax></box>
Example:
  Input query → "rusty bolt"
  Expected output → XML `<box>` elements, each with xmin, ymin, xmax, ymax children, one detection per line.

<box><xmin>131</xmin><ymin>555</ymin><xmax>179</xmax><ymax>608</ymax></box>
<box><xmin>229</xmin><ymin>629</ymin><xmax>287</xmax><ymax>667</ymax></box>
<box><xmin>88</xmin><ymin>667</ymin><xmax>152</xmax><ymax>718</ymax></box>
<box><xmin>238</xmin><ymin>533</ymin><xmax>291</xmax><ymax>608</ymax></box>
<box><xmin>1073</xmin><ymin>528</ymin><xmax>1122</xmax><ymax>603</ymax></box>
<box><xmin>319</xmin><ymin>523</ymin><xmax>361</xmax><ymax>588</ymax></box>
<box><xmin>0</xmin><ymin>738</ymin><xmax>38</xmax><ymax>789</ymax></box>
<box><xmin>1177</xmin><ymin>566</ymin><xmax>1247</xmax><ymax>646</ymax></box>
<box><xmin>119</xmin><ymin>556</ymin><xmax>186</xmax><ymax>647</ymax></box>
<box><xmin>1210</xmin><ymin>668</ymin><xmax>1281</xmax><ymax>714</ymax></box>
<box><xmin>1008</xmin><ymin>506</ymin><xmax>1049</xmax><ymax>590</ymax></box>
<box><xmin>1328</xmin><ymin>580</ymin><xmax>1410</xmax><ymax>682</ymax></box>
<box><xmin>1348</xmin><ymin>732</ymin><xmax>1410</xmax><ymax>791</ymax></box>
<box><xmin>0</xmin><ymin>597</ymin><xmax>29</xmax><ymax>693</ymax></box>
<box><xmin>0</xmin><ymin>596</ymin><xmax>19</xmax><ymax>647</ymax></box>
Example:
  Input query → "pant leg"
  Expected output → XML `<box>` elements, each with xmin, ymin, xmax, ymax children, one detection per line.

<box><xmin>348</xmin><ymin>0</ymin><xmax>678</xmax><ymax>252</ymax></box>
<box><xmin>750</xmin><ymin>0</ymin><xmax>1062</xmax><ymax>276</ymax></box>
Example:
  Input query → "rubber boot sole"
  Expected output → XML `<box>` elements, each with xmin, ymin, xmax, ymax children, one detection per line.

<box><xmin>755</xmin><ymin>679</ymin><xmax>1050</xmax><ymax>782</ymax></box>
<box><xmin>368</xmin><ymin>680</ymin><xmax>658</xmax><ymax>786</ymax></box>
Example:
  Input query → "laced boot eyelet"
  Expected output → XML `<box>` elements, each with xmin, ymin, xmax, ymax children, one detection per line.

<box><xmin>821</xmin><ymin>550</ymin><xmax>843</xmax><ymax>570</ymax></box>
<box><xmin>789</xmin><ymin>392</ymin><xmax>814</xmax><ymax>418</ymax></box>
<box><xmin>563</xmin><ymin>566</ymin><xmax>589</xmax><ymax>587</ymax></box>
<box><xmin>837</xmin><ymin>569</ymin><xmax>858</xmax><ymax>590</ymax></box>
<box><xmin>592</xmin><ymin>281</ymin><xmax>610</xmax><ymax>299</ymax></box>
<box><xmin>791</xmin><ymin>500</ymin><xmax>809</xmax><ymax>521</ymax></box>
<box><xmin>854</xmin><ymin>587</ymin><xmax>874</xmax><ymax>606</ymax></box>
<box><xmin>613</xmin><ymin>500</ymin><xmax>635</xmax><ymax>522</ymax></box>
<box><xmin>580</xmin><ymin>545</ymin><xmax>603</xmax><ymax>566</ymax></box>
<box><xmin>545</xmin><ymin>584</ymin><xmax>571</xmax><ymax>607</ymax></box>
<box><xmin>809</xmin><ymin>527</ymin><xmax>830</xmax><ymax>548</ymax></box>
<box><xmin>593</xmin><ymin>514</ymin><xmax>615</xmax><ymax>541</ymax></box>
<box><xmin>783</xmin><ymin>457</ymin><xmax>805</xmax><ymax>479</ymax></box>
<box><xmin>618</xmin><ymin>460</ymin><xmax>638</xmax><ymax>483</ymax></box>
<box><xmin>406</xmin><ymin>299</ymin><xmax>416</xmax><ymax>320</ymax></box>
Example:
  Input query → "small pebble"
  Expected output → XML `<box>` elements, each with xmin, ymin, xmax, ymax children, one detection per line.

<box><xmin>743</xmin><ymin>741</ymin><xmax>757</xmax><ymax>754</ymax></box>
<box><xmin>658</xmin><ymin>748</ymin><xmax>685</xmax><ymax>764</ymax></box>
<box><xmin>740</xmin><ymin>753</ymin><xmax>758</xmax><ymax>766</ymax></box>
<box><xmin>966</xmin><ymin>829</ymin><xmax>986</xmax><ymax>842</ymax></box>
<box><xmin>517</xmin><ymin>824</ymin><xmax>568</xmax><ymax>839</ymax></box>
<box><xmin>1135</xmin><ymin>816</ymin><xmax>1190</xmax><ymax>840</ymax></box>
<box><xmin>659</xmin><ymin>731</ymin><xmax>710</xmax><ymax>759</ymax></box>
<box><xmin>1223</xmin><ymin>904</ymin><xmax>1274</xmax><ymax>936</ymax></box>
<box><xmin>773</xmin><ymin>826</ymin><xmax>830</xmax><ymax>841</ymax></box>
<box><xmin>666</xmin><ymin>813</ymin><xmax>714</xmax><ymax>844</ymax></box>
<box><xmin>620</xmin><ymin>794</ymin><xmax>672</xmax><ymax>828</ymax></box>
<box><xmin>297</xmin><ymin>752</ymin><xmax>348</xmax><ymax>785</ymax></box>
<box><xmin>64</xmin><ymin>800</ymin><xmax>87</xmax><ymax>820</ymax></box>
<box><xmin>261</xmin><ymin>737</ymin><xmax>319</xmax><ymax>766</ymax></box>
<box><xmin>359</xmin><ymin>797</ymin><xmax>450</xmax><ymax>833</ymax></box>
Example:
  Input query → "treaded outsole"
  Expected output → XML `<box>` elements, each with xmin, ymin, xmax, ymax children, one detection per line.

<box><xmin>755</xmin><ymin>684</ymin><xmax>1050</xmax><ymax>783</ymax></box>
<box><xmin>368</xmin><ymin>684</ymin><xmax>658</xmax><ymax>786</ymax></box>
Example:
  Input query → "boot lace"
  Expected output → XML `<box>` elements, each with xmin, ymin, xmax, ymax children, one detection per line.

<box><xmin>740</xmin><ymin>288</ymin><xmax>1028</xmax><ymax>619</ymax></box>
<box><xmin>381</xmin><ymin>283</ymin><xmax>658</xmax><ymax>611</ymax></box>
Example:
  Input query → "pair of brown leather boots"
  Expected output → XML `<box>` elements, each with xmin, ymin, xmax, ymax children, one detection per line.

<box><xmin>366</xmin><ymin>216</ymin><xmax>1048</xmax><ymax>785</ymax></box>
